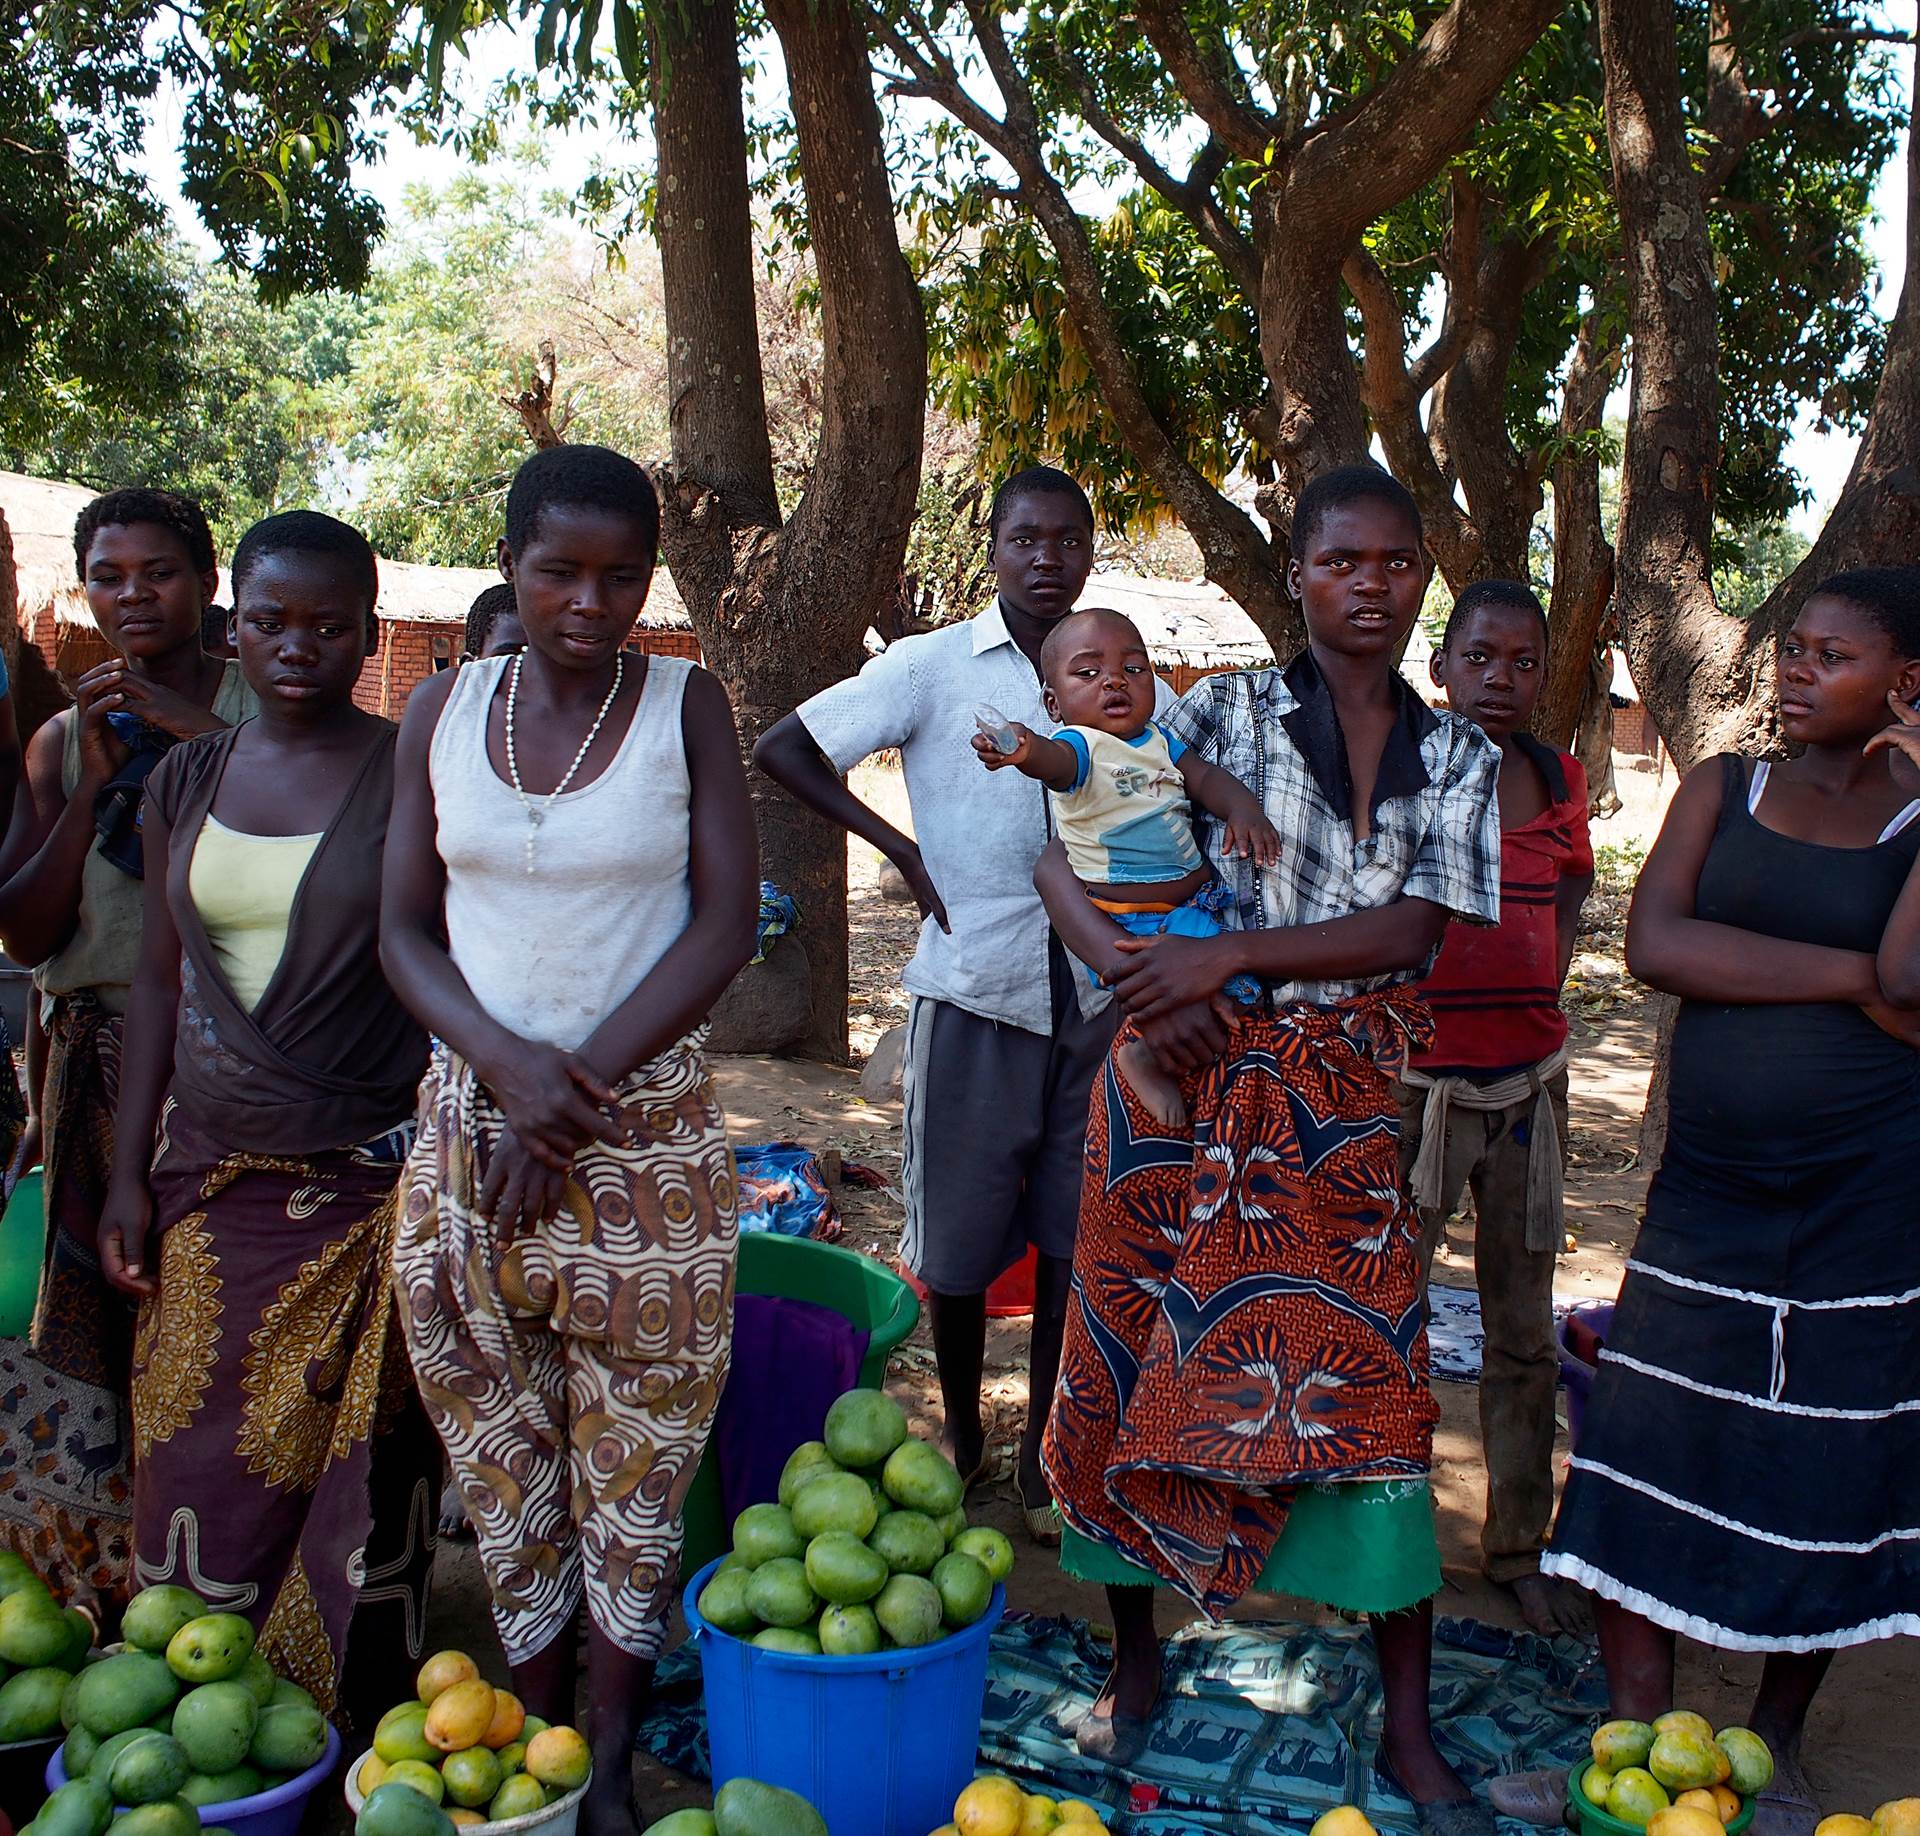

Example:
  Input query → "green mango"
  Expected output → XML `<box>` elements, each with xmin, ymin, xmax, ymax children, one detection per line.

<box><xmin>712</xmin><ymin>1778</ymin><xmax>828</xmax><ymax>1836</ymax></box>
<box><xmin>179</xmin><ymin>1765</ymin><xmax>265</xmax><ymax>1808</ymax></box>
<box><xmin>172</xmin><ymin>1681</ymin><xmax>258</xmax><ymax>1775</ymax></box>
<box><xmin>0</xmin><ymin>1667</ymin><xmax>72</xmax><ymax>1741</ymax></box>
<box><xmin>639</xmin><ymin>1815</ymin><xmax>718</xmax><ymax>1836</ymax></box>
<box><xmin>356</xmin><ymin>1781</ymin><xmax>458</xmax><ymax>1836</ymax></box>
<box><xmin>85</xmin><ymin>1729</ymin><xmax>152</xmax><ymax>1786</ymax></box>
<box><xmin>110</xmin><ymin>1800</ymin><xmax>201</xmax><ymax>1836</ymax></box>
<box><xmin>72</xmin><ymin>1652</ymin><xmax>179</xmax><ymax>1739</ymax></box>
<box><xmin>60</xmin><ymin>1725</ymin><xmax>99</xmax><ymax>1778</ymax></box>
<box><xmin>108</xmin><ymin>1732</ymin><xmax>191</xmax><ymax>1807</ymax></box>
<box><xmin>35</xmin><ymin>1778</ymin><xmax>112</xmax><ymax>1836</ymax></box>
<box><xmin>248</xmin><ymin>1702</ymin><xmax>326</xmax><ymax>1773</ymax></box>
<box><xmin>120</xmin><ymin>1590</ymin><xmax>207</xmax><ymax>1658</ymax></box>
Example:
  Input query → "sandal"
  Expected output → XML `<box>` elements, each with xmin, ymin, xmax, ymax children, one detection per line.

<box><xmin>1372</xmin><ymin>1753</ymin><xmax>1498</xmax><ymax>1836</ymax></box>
<box><xmin>1021</xmin><ymin>1500</ymin><xmax>1063</xmax><ymax>1548</ymax></box>
<box><xmin>1073</xmin><ymin>1664</ymin><xmax>1161</xmax><ymax>1769</ymax></box>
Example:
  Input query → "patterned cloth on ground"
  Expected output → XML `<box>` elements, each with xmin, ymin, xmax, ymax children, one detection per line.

<box><xmin>0</xmin><ymin>994</ymin><xmax>135</xmax><ymax>1612</ymax></box>
<box><xmin>130</xmin><ymin>1104</ymin><xmax>438</xmax><ymax>1716</ymax></box>
<box><xmin>397</xmin><ymin>1034</ymin><xmax>737</xmax><ymax>1664</ymax></box>
<box><xmin>637</xmin><ymin>1610</ymin><xmax>1607</xmax><ymax>1834</ymax></box>
<box><xmin>1044</xmin><ymin>994</ymin><xmax>1439</xmax><ymax>1614</ymax></box>
<box><xmin>1425</xmin><ymin>1284</ymin><xmax>1578</xmax><ymax>1386</ymax></box>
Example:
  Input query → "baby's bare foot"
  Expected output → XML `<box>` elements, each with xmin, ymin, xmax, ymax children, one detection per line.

<box><xmin>1117</xmin><ymin>1039</ymin><xmax>1188</xmax><ymax>1130</ymax></box>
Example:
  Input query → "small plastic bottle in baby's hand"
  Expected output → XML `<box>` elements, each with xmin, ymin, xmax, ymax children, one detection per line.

<box><xmin>971</xmin><ymin>606</ymin><xmax>1279</xmax><ymax>1127</ymax></box>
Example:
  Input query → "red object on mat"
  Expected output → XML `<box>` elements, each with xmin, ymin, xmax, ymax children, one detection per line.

<box><xmin>901</xmin><ymin>1245</ymin><xmax>1036</xmax><ymax>1318</ymax></box>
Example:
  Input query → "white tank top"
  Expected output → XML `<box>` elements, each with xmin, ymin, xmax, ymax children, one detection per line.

<box><xmin>431</xmin><ymin>652</ymin><xmax>696</xmax><ymax>1050</ymax></box>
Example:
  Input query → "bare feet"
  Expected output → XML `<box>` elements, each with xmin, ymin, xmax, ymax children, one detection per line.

<box><xmin>1507</xmin><ymin>1572</ymin><xmax>1594</xmax><ymax>1641</ymax></box>
<box><xmin>580</xmin><ymin>1767</ymin><xmax>639</xmax><ymax>1836</ymax></box>
<box><xmin>938</xmin><ymin>1412</ymin><xmax>986</xmax><ymax>1488</ymax></box>
<box><xmin>1378</xmin><ymin>1722</ymin><xmax>1473</xmax><ymax>1805</ymax></box>
<box><xmin>1117</xmin><ymin>1038</ymin><xmax>1187</xmax><ymax>1130</ymax></box>
<box><xmin>438</xmin><ymin>1478</ymin><xmax>474</xmax><ymax>1541</ymax></box>
<box><xmin>1751</xmin><ymin>1749</ymin><xmax>1819</xmax><ymax>1836</ymax></box>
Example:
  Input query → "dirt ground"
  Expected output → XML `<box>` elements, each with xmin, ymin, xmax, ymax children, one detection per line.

<box><xmin>413</xmin><ymin>749</ymin><xmax>1920</xmax><ymax>1823</ymax></box>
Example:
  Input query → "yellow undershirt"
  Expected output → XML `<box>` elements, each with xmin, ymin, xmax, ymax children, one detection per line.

<box><xmin>187</xmin><ymin>817</ymin><xmax>323</xmax><ymax>1014</ymax></box>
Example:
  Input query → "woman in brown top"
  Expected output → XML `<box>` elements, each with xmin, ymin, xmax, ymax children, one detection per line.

<box><xmin>98</xmin><ymin>511</ymin><xmax>436</xmax><ymax>1726</ymax></box>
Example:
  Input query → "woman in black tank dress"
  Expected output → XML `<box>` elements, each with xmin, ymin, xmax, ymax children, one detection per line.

<box><xmin>1536</xmin><ymin>570</ymin><xmax>1920</xmax><ymax>1828</ymax></box>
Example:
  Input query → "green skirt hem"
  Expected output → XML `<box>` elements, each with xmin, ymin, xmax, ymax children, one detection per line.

<box><xmin>1060</xmin><ymin>1477</ymin><xmax>1440</xmax><ymax>1615</ymax></box>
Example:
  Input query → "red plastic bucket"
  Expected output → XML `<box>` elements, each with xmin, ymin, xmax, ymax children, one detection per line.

<box><xmin>901</xmin><ymin>1245</ymin><xmax>1035</xmax><ymax>1319</ymax></box>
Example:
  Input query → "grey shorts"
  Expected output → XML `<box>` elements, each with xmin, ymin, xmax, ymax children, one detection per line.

<box><xmin>900</xmin><ymin>941</ymin><xmax>1117</xmax><ymax>1295</ymax></box>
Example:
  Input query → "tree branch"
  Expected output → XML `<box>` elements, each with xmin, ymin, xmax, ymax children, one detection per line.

<box><xmin>1343</xmin><ymin>247</ymin><xmax>1481</xmax><ymax>581</ymax></box>
<box><xmin>499</xmin><ymin>340</ymin><xmax>569</xmax><ymax>449</ymax></box>
<box><xmin>1289</xmin><ymin>0</ymin><xmax>1566</xmax><ymax>247</ymax></box>
<box><xmin>875</xmin><ymin>0</ymin><xmax>1294</xmax><ymax>646</ymax></box>
<box><xmin>1043</xmin><ymin>53</ymin><xmax>1259</xmax><ymax>294</ymax></box>
<box><xmin>1130</xmin><ymin>0</ymin><xmax>1275</xmax><ymax>161</ymax></box>
<box><xmin>1405</xmin><ymin>170</ymin><xmax>1484</xmax><ymax>398</ymax></box>
<box><xmin>1779</xmin><ymin>26</ymin><xmax>1916</xmax><ymax>50</ymax></box>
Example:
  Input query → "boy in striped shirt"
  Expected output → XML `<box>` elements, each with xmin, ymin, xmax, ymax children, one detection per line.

<box><xmin>1396</xmin><ymin>580</ymin><xmax>1595</xmax><ymax>1639</ymax></box>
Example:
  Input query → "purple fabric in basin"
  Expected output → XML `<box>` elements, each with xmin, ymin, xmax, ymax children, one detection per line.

<box><xmin>713</xmin><ymin>1294</ymin><xmax>870</xmax><ymax>1523</ymax></box>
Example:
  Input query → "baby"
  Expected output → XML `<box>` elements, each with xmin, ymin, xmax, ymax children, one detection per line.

<box><xmin>974</xmin><ymin>606</ymin><xmax>1277</xmax><ymax>1125</ymax></box>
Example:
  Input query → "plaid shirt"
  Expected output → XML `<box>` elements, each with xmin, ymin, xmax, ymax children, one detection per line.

<box><xmin>1162</xmin><ymin>652</ymin><xmax>1502</xmax><ymax>1005</ymax></box>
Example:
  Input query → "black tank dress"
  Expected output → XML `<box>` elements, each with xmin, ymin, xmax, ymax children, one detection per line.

<box><xmin>1544</xmin><ymin>755</ymin><xmax>1920</xmax><ymax>1650</ymax></box>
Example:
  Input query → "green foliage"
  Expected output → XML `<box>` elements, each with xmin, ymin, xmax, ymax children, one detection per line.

<box><xmin>323</xmin><ymin>172</ymin><xmax>668</xmax><ymax>564</ymax></box>
<box><xmin>918</xmin><ymin>194</ymin><xmax>1262</xmax><ymax>535</ymax></box>
<box><xmin>1712</xmin><ymin>519</ymin><xmax>1812</xmax><ymax>618</ymax></box>
<box><xmin>888</xmin><ymin>0</ymin><xmax>1902</xmax><ymax>537</ymax></box>
<box><xmin>4</xmin><ymin>256</ymin><xmax>359</xmax><ymax>549</ymax></box>
<box><xmin>0</xmin><ymin>0</ymin><xmax>192</xmax><ymax>447</ymax></box>
<box><xmin>327</xmin><ymin>176</ymin><xmax>555</xmax><ymax>563</ymax></box>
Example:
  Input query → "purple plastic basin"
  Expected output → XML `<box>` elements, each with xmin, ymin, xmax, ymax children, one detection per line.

<box><xmin>46</xmin><ymin>1723</ymin><xmax>341</xmax><ymax>1836</ymax></box>
<box><xmin>1557</xmin><ymin>1300</ymin><xmax>1616</xmax><ymax>1449</ymax></box>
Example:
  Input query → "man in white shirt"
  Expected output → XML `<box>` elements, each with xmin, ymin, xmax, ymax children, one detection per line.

<box><xmin>756</xmin><ymin>466</ymin><xmax>1130</xmax><ymax>1543</ymax></box>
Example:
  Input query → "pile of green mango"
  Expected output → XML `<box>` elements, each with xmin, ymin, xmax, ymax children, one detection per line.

<box><xmin>25</xmin><ymin>1579</ymin><xmax>330</xmax><ymax>1836</ymax></box>
<box><xmin>695</xmin><ymin>1389</ymin><xmax>1014</xmax><ymax>1658</ymax></box>
<box><xmin>643</xmin><ymin>1778</ymin><xmax>828</xmax><ymax>1836</ymax></box>
<box><xmin>0</xmin><ymin>1551</ymin><xmax>103</xmax><ymax>1745</ymax></box>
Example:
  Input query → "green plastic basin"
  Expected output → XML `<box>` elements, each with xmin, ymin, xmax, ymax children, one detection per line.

<box><xmin>0</xmin><ymin>1169</ymin><xmax>44</xmax><ymax>1339</ymax></box>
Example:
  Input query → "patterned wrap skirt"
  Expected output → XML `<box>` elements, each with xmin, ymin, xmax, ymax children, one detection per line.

<box><xmin>395</xmin><ymin>1033</ymin><xmax>738</xmax><ymax>1662</ymax></box>
<box><xmin>1044</xmin><ymin>991</ymin><xmax>1441</xmax><ymax>1615</ymax></box>
<box><xmin>131</xmin><ymin>1105</ymin><xmax>440</xmax><ymax>1716</ymax></box>
<box><xmin>0</xmin><ymin>994</ymin><xmax>136</xmax><ymax>1612</ymax></box>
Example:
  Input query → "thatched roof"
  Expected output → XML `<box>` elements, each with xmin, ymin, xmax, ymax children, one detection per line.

<box><xmin>0</xmin><ymin>470</ymin><xmax>693</xmax><ymax>633</ymax></box>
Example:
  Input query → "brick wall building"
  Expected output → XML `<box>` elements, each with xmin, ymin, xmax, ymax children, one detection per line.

<box><xmin>3</xmin><ymin>473</ymin><xmax>702</xmax><ymax>730</ymax></box>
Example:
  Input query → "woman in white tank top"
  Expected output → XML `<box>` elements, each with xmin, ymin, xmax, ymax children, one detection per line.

<box><xmin>380</xmin><ymin>447</ymin><xmax>758</xmax><ymax>1836</ymax></box>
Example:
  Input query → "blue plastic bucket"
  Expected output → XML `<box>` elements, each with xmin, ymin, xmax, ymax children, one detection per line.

<box><xmin>47</xmin><ymin>1722</ymin><xmax>341</xmax><ymax>1836</ymax></box>
<box><xmin>684</xmin><ymin>1556</ymin><xmax>1002</xmax><ymax>1836</ymax></box>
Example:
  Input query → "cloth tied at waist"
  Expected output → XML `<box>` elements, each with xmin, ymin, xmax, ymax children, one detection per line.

<box><xmin>1400</xmin><ymin>1042</ymin><xmax>1570</xmax><ymax>1254</ymax></box>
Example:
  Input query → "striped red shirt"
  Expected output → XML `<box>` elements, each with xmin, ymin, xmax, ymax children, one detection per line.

<box><xmin>1413</xmin><ymin>745</ymin><xmax>1592</xmax><ymax>1074</ymax></box>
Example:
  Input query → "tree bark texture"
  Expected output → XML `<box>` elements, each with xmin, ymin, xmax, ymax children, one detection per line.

<box><xmin>653</xmin><ymin>0</ymin><xmax>926</xmax><ymax>1061</ymax></box>
<box><xmin>1536</xmin><ymin>314</ymin><xmax>1619</xmax><ymax>750</ymax></box>
<box><xmin>1604</xmin><ymin>4</ymin><xmax>1920</xmax><ymax>773</ymax></box>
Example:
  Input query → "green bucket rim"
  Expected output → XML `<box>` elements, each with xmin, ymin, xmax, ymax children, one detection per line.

<box><xmin>1568</xmin><ymin>1758</ymin><xmax>1756</xmax><ymax>1836</ymax></box>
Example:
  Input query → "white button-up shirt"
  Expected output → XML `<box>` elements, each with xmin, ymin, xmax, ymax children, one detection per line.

<box><xmin>797</xmin><ymin>599</ymin><xmax>1170</xmax><ymax>1036</ymax></box>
